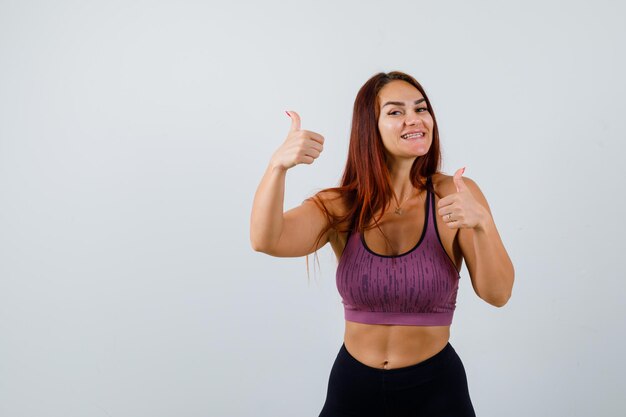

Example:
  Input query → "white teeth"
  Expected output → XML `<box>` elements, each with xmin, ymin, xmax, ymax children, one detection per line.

<box><xmin>402</xmin><ymin>132</ymin><xmax>424</xmax><ymax>139</ymax></box>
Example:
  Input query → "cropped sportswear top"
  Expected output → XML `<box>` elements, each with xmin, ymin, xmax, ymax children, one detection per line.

<box><xmin>335</xmin><ymin>179</ymin><xmax>461</xmax><ymax>326</ymax></box>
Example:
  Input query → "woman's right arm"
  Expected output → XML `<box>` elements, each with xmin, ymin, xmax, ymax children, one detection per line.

<box><xmin>249</xmin><ymin>111</ymin><xmax>329</xmax><ymax>257</ymax></box>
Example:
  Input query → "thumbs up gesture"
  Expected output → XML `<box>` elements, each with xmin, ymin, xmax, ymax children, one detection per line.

<box><xmin>269</xmin><ymin>111</ymin><xmax>325</xmax><ymax>171</ymax></box>
<box><xmin>436</xmin><ymin>167</ymin><xmax>488</xmax><ymax>230</ymax></box>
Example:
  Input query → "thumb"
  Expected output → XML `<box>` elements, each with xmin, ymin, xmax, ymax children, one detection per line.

<box><xmin>453</xmin><ymin>167</ymin><xmax>467</xmax><ymax>193</ymax></box>
<box><xmin>285</xmin><ymin>110</ymin><xmax>301</xmax><ymax>132</ymax></box>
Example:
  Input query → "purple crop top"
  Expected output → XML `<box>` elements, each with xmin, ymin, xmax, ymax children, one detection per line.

<box><xmin>336</xmin><ymin>181</ymin><xmax>461</xmax><ymax>326</ymax></box>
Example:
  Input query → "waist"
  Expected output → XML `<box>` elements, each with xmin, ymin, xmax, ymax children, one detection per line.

<box><xmin>343</xmin><ymin>320</ymin><xmax>451</xmax><ymax>369</ymax></box>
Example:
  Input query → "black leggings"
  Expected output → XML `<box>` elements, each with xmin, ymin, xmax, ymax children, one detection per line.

<box><xmin>318</xmin><ymin>342</ymin><xmax>476</xmax><ymax>417</ymax></box>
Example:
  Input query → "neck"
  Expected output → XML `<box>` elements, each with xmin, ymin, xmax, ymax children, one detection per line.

<box><xmin>387</xmin><ymin>158</ymin><xmax>418</xmax><ymax>202</ymax></box>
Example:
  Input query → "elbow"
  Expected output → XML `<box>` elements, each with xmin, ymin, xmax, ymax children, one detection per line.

<box><xmin>250</xmin><ymin>239</ymin><xmax>269</xmax><ymax>253</ymax></box>
<box><xmin>494</xmin><ymin>272</ymin><xmax>515</xmax><ymax>307</ymax></box>
<box><xmin>486</xmin><ymin>292</ymin><xmax>511</xmax><ymax>308</ymax></box>
<box><xmin>481</xmin><ymin>270</ymin><xmax>514</xmax><ymax>308</ymax></box>
<box><xmin>251</xmin><ymin>241</ymin><xmax>263</xmax><ymax>252</ymax></box>
<box><xmin>250</xmin><ymin>235</ymin><xmax>268</xmax><ymax>253</ymax></box>
<box><xmin>478</xmin><ymin>286</ymin><xmax>512</xmax><ymax>307</ymax></box>
<box><xmin>250</xmin><ymin>238</ymin><xmax>278</xmax><ymax>255</ymax></box>
<box><xmin>492</xmin><ymin>297</ymin><xmax>510</xmax><ymax>308</ymax></box>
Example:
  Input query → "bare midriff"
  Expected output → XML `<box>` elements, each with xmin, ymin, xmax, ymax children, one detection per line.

<box><xmin>343</xmin><ymin>320</ymin><xmax>450</xmax><ymax>370</ymax></box>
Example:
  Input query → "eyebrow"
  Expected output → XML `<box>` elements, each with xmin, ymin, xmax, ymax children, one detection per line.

<box><xmin>381</xmin><ymin>98</ymin><xmax>426</xmax><ymax>108</ymax></box>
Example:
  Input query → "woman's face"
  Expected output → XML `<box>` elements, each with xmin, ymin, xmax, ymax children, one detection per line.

<box><xmin>377</xmin><ymin>80</ymin><xmax>434</xmax><ymax>161</ymax></box>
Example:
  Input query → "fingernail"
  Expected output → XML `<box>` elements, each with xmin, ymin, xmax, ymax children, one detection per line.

<box><xmin>461</xmin><ymin>167</ymin><xmax>466</xmax><ymax>175</ymax></box>
<box><xmin>285</xmin><ymin>111</ymin><xmax>291</xmax><ymax>118</ymax></box>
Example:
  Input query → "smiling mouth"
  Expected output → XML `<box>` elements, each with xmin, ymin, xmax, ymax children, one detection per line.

<box><xmin>401</xmin><ymin>132</ymin><xmax>425</xmax><ymax>139</ymax></box>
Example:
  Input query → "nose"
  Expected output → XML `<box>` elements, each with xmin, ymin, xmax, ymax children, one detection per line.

<box><xmin>405</xmin><ymin>112</ymin><xmax>422</xmax><ymax>126</ymax></box>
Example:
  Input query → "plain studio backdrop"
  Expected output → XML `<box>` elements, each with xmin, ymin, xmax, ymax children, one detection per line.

<box><xmin>1</xmin><ymin>1</ymin><xmax>624</xmax><ymax>416</ymax></box>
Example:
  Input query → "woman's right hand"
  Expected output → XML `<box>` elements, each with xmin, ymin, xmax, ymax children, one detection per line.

<box><xmin>270</xmin><ymin>111</ymin><xmax>325</xmax><ymax>171</ymax></box>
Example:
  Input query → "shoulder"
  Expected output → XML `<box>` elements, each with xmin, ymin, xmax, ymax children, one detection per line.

<box><xmin>431</xmin><ymin>172</ymin><xmax>456</xmax><ymax>198</ymax></box>
<box><xmin>431</xmin><ymin>172</ymin><xmax>484</xmax><ymax>201</ymax></box>
<box><xmin>307</xmin><ymin>188</ymin><xmax>349</xmax><ymax>216</ymax></box>
<box><xmin>305</xmin><ymin>188</ymin><xmax>352</xmax><ymax>243</ymax></box>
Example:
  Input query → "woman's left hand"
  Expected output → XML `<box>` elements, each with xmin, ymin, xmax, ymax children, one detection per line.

<box><xmin>437</xmin><ymin>167</ymin><xmax>488</xmax><ymax>230</ymax></box>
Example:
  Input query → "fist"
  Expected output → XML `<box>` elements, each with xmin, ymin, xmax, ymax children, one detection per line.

<box><xmin>436</xmin><ymin>167</ymin><xmax>487</xmax><ymax>230</ymax></box>
<box><xmin>270</xmin><ymin>110</ymin><xmax>325</xmax><ymax>170</ymax></box>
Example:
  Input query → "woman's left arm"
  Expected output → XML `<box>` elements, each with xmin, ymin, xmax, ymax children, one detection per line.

<box><xmin>437</xmin><ymin>168</ymin><xmax>515</xmax><ymax>307</ymax></box>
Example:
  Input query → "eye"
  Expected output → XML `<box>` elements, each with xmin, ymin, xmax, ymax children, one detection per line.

<box><xmin>388</xmin><ymin>107</ymin><xmax>428</xmax><ymax>116</ymax></box>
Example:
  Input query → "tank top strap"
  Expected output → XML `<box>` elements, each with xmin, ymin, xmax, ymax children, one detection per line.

<box><xmin>426</xmin><ymin>176</ymin><xmax>436</xmax><ymax>232</ymax></box>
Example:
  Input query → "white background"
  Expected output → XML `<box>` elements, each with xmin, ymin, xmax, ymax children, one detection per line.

<box><xmin>1</xmin><ymin>1</ymin><xmax>624</xmax><ymax>416</ymax></box>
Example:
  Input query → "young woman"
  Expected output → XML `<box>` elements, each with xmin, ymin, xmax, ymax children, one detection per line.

<box><xmin>250</xmin><ymin>71</ymin><xmax>514</xmax><ymax>416</ymax></box>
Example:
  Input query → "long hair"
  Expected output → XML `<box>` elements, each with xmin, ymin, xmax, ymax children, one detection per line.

<box><xmin>305</xmin><ymin>71</ymin><xmax>443</xmax><ymax>280</ymax></box>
